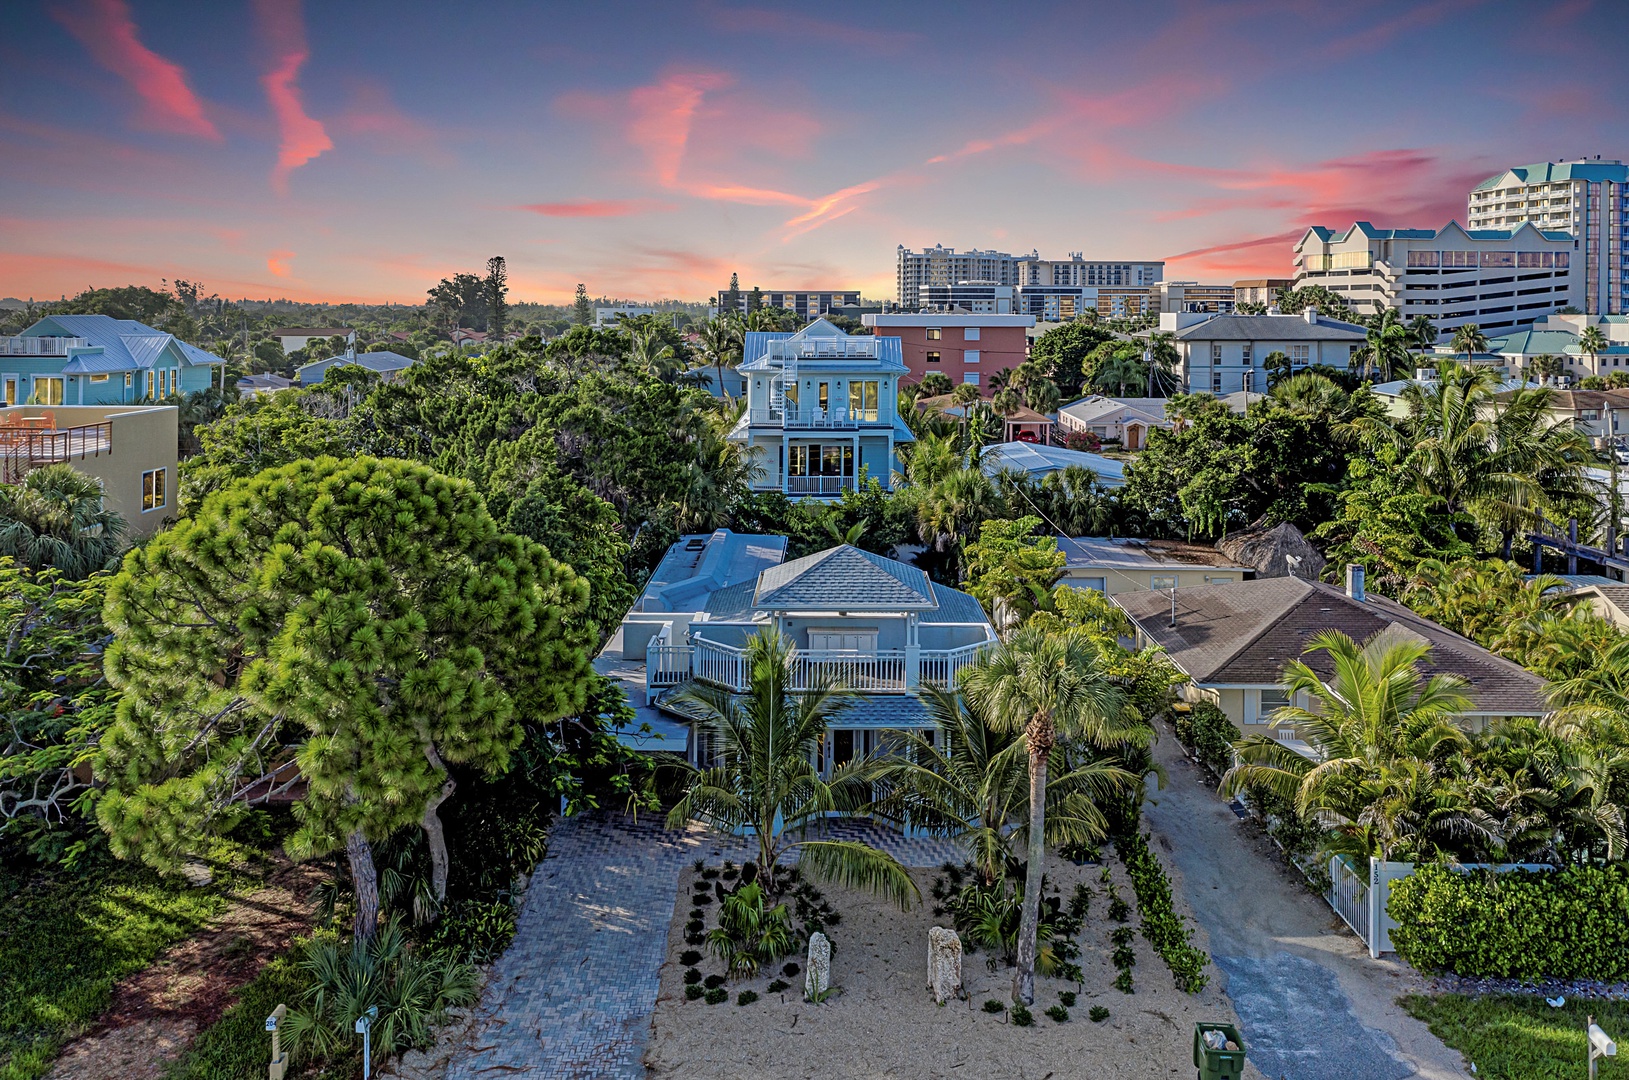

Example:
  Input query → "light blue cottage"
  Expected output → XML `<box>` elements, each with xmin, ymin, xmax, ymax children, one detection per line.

<box><xmin>0</xmin><ymin>315</ymin><xmax>224</xmax><ymax>406</ymax></box>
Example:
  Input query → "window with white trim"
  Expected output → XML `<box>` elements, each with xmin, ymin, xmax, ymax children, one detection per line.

<box><xmin>965</xmin><ymin>350</ymin><xmax>980</xmax><ymax>365</ymax></box>
<box><xmin>142</xmin><ymin>468</ymin><xmax>167</xmax><ymax>512</ymax></box>
<box><xmin>964</xmin><ymin>327</ymin><xmax>981</xmax><ymax>341</ymax></box>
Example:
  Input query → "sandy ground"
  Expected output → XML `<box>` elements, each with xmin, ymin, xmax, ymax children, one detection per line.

<box><xmin>44</xmin><ymin>859</ymin><xmax>324</xmax><ymax>1080</ymax></box>
<box><xmin>646</xmin><ymin>853</ymin><xmax>1257</xmax><ymax>1080</ymax></box>
<box><xmin>1144</xmin><ymin>728</ymin><xmax>1470</xmax><ymax>1080</ymax></box>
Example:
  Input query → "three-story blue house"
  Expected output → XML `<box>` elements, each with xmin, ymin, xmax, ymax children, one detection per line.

<box><xmin>728</xmin><ymin>318</ymin><xmax>912</xmax><ymax>496</ymax></box>
<box><xmin>0</xmin><ymin>315</ymin><xmax>224</xmax><ymax>406</ymax></box>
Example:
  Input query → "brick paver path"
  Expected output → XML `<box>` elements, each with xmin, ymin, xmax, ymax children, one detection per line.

<box><xmin>444</xmin><ymin>812</ymin><xmax>963</xmax><ymax>1079</ymax></box>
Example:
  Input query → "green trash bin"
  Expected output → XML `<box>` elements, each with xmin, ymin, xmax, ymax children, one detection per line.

<box><xmin>1193</xmin><ymin>1021</ymin><xmax>1247</xmax><ymax>1080</ymax></box>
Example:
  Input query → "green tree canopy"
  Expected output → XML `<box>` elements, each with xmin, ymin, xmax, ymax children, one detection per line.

<box><xmin>95</xmin><ymin>456</ymin><xmax>594</xmax><ymax>938</ymax></box>
<box><xmin>1027</xmin><ymin>320</ymin><xmax>1117</xmax><ymax>398</ymax></box>
<box><xmin>0</xmin><ymin>464</ymin><xmax>127</xmax><ymax>578</ymax></box>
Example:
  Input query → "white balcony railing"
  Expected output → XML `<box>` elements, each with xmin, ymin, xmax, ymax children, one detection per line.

<box><xmin>748</xmin><ymin>407</ymin><xmax>873</xmax><ymax>429</ymax></box>
<box><xmin>763</xmin><ymin>340</ymin><xmax>879</xmax><ymax>361</ymax></box>
<box><xmin>646</xmin><ymin>638</ymin><xmax>995</xmax><ymax>694</ymax></box>
<box><xmin>0</xmin><ymin>337</ymin><xmax>87</xmax><ymax>356</ymax></box>
<box><xmin>785</xmin><ymin>475</ymin><xmax>855</xmax><ymax>496</ymax></box>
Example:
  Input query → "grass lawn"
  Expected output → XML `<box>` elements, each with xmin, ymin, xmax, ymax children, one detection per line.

<box><xmin>1402</xmin><ymin>994</ymin><xmax>1629</xmax><ymax>1080</ymax></box>
<box><xmin>0</xmin><ymin>864</ymin><xmax>230</xmax><ymax>1080</ymax></box>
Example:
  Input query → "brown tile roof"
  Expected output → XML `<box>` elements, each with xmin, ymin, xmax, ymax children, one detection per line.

<box><xmin>1113</xmin><ymin>576</ymin><xmax>1547</xmax><ymax>715</ymax></box>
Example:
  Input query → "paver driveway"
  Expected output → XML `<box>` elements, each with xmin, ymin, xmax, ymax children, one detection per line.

<box><xmin>1143</xmin><ymin>731</ymin><xmax>1470</xmax><ymax>1080</ymax></box>
<box><xmin>444</xmin><ymin>812</ymin><xmax>963</xmax><ymax>1079</ymax></box>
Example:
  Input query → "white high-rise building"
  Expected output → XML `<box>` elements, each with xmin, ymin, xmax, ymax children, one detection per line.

<box><xmin>895</xmin><ymin>245</ymin><xmax>1164</xmax><ymax>310</ymax></box>
<box><xmin>896</xmin><ymin>246</ymin><xmax>1018</xmax><ymax>309</ymax></box>
<box><xmin>1468</xmin><ymin>158</ymin><xmax>1628</xmax><ymax>315</ymax></box>
<box><xmin>1292</xmin><ymin>221</ymin><xmax>1580</xmax><ymax>339</ymax></box>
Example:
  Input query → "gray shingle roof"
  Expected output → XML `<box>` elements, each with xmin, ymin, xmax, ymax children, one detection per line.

<box><xmin>922</xmin><ymin>583</ymin><xmax>986</xmax><ymax>624</ymax></box>
<box><xmin>1171</xmin><ymin>314</ymin><xmax>1367</xmax><ymax>342</ymax></box>
<box><xmin>753</xmin><ymin>545</ymin><xmax>937</xmax><ymax>611</ymax></box>
<box><xmin>829</xmin><ymin>694</ymin><xmax>936</xmax><ymax>728</ymax></box>
<box><xmin>1114</xmin><ymin>577</ymin><xmax>1547</xmax><ymax>715</ymax></box>
<box><xmin>703</xmin><ymin>580</ymin><xmax>758</xmax><ymax>618</ymax></box>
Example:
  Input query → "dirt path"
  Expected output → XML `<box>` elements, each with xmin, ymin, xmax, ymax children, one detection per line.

<box><xmin>1142</xmin><ymin>728</ymin><xmax>1470</xmax><ymax>1080</ymax></box>
<box><xmin>44</xmin><ymin>859</ymin><xmax>324</xmax><ymax>1080</ymax></box>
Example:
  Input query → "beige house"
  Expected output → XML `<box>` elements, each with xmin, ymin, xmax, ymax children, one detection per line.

<box><xmin>0</xmin><ymin>404</ymin><xmax>178</xmax><ymax>536</ymax></box>
<box><xmin>1114</xmin><ymin>568</ymin><xmax>1547</xmax><ymax>753</ymax></box>
<box><xmin>1056</xmin><ymin>536</ymin><xmax>1253</xmax><ymax>595</ymax></box>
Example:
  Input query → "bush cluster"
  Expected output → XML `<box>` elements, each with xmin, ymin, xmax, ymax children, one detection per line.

<box><xmin>1171</xmin><ymin>701</ymin><xmax>1240</xmax><ymax>779</ymax></box>
<box><xmin>1118</xmin><ymin>833</ymin><xmax>1210</xmax><ymax>993</ymax></box>
<box><xmin>1388</xmin><ymin>864</ymin><xmax>1629</xmax><ymax>980</ymax></box>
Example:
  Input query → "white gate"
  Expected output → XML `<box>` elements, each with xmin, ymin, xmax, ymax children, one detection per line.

<box><xmin>1324</xmin><ymin>857</ymin><xmax>1542</xmax><ymax>959</ymax></box>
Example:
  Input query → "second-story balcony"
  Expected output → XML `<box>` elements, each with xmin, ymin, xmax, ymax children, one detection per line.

<box><xmin>0</xmin><ymin>337</ymin><xmax>88</xmax><ymax>356</ymax></box>
<box><xmin>748</xmin><ymin>406</ymin><xmax>882</xmax><ymax>429</ymax></box>
<box><xmin>648</xmin><ymin>638</ymin><xmax>991</xmax><ymax>694</ymax></box>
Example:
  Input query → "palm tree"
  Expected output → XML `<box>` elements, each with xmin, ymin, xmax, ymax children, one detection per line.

<box><xmin>1221</xmin><ymin>630</ymin><xmax>1483</xmax><ymax>862</ymax></box>
<box><xmin>696</xmin><ymin>316</ymin><xmax>743</xmax><ymax>404</ymax></box>
<box><xmin>1451</xmin><ymin>323</ymin><xmax>1488</xmax><ymax>364</ymax></box>
<box><xmin>1526</xmin><ymin>353</ymin><xmax>1565</xmax><ymax>385</ymax></box>
<box><xmin>1407</xmin><ymin>314</ymin><xmax>1438</xmax><ymax>356</ymax></box>
<box><xmin>1146</xmin><ymin>332</ymin><xmax>1180</xmax><ymax>395</ymax></box>
<box><xmin>1023</xmin><ymin>377</ymin><xmax>1061</xmax><ymax>415</ymax></box>
<box><xmin>870</xmin><ymin>686</ymin><xmax>1138</xmax><ymax>887</ymax></box>
<box><xmin>666</xmin><ymin>628</ymin><xmax>918</xmax><ymax>906</ymax></box>
<box><xmin>1356</xmin><ymin>308</ymin><xmax>1410</xmax><ymax>382</ymax></box>
<box><xmin>1091</xmin><ymin>348</ymin><xmax>1145</xmax><ymax>397</ymax></box>
<box><xmin>962</xmin><ymin>625</ymin><xmax>1144</xmax><ymax>1004</ymax></box>
<box><xmin>627</xmin><ymin>323</ymin><xmax>680</xmax><ymax>381</ymax></box>
<box><xmin>0</xmin><ymin>463</ymin><xmax>128</xmax><ymax>577</ymax></box>
<box><xmin>1580</xmin><ymin>325</ymin><xmax>1608</xmax><ymax>378</ymax></box>
<box><xmin>917</xmin><ymin>467</ymin><xmax>996</xmax><ymax>559</ymax></box>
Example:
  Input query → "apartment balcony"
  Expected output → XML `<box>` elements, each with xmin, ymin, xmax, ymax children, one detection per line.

<box><xmin>647</xmin><ymin>638</ymin><xmax>992</xmax><ymax>694</ymax></box>
<box><xmin>0</xmin><ymin>416</ymin><xmax>113</xmax><ymax>483</ymax></box>
<box><xmin>0</xmin><ymin>337</ymin><xmax>88</xmax><ymax>356</ymax></box>
<box><xmin>747</xmin><ymin>406</ymin><xmax>883</xmax><ymax>430</ymax></box>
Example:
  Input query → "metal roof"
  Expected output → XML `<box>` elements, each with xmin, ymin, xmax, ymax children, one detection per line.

<box><xmin>19</xmin><ymin>314</ymin><xmax>223</xmax><ymax>373</ymax></box>
<box><xmin>979</xmin><ymin>441</ymin><xmax>1127</xmax><ymax>487</ymax></box>
<box><xmin>1169</xmin><ymin>314</ymin><xmax>1367</xmax><ymax>342</ymax></box>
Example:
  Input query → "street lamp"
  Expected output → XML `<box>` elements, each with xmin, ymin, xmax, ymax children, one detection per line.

<box><xmin>355</xmin><ymin>1005</ymin><xmax>379</xmax><ymax>1079</ymax></box>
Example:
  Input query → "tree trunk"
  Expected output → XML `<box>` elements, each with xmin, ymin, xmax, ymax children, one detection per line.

<box><xmin>1013</xmin><ymin>713</ymin><xmax>1053</xmax><ymax>1006</ymax></box>
<box><xmin>346</xmin><ymin>829</ymin><xmax>380</xmax><ymax>942</ymax></box>
<box><xmin>420</xmin><ymin>743</ymin><xmax>457</xmax><ymax>906</ymax></box>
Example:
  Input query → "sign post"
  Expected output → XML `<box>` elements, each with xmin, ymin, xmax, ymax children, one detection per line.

<box><xmin>265</xmin><ymin>1004</ymin><xmax>288</xmax><ymax>1080</ymax></box>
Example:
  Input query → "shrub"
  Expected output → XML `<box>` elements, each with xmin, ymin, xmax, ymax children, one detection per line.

<box><xmin>1388</xmin><ymin>864</ymin><xmax>1629</xmax><ymax>979</ymax></box>
<box><xmin>706</xmin><ymin>882</ymin><xmax>795</xmax><ymax>978</ymax></box>
<box><xmin>688</xmin><ymin>907</ymin><xmax>703</xmax><ymax>920</ymax></box>
<box><xmin>1059</xmin><ymin>991</ymin><xmax>1077</xmax><ymax>1006</ymax></box>
<box><xmin>1089</xmin><ymin>1005</ymin><xmax>1110</xmax><ymax>1023</ymax></box>
<box><xmin>1060</xmin><ymin>430</ymin><xmax>1102</xmax><ymax>453</ymax></box>
<box><xmin>1045</xmin><ymin>1005</ymin><xmax>1069</xmax><ymax>1022</ymax></box>
<box><xmin>679</xmin><ymin>949</ymin><xmax>703</xmax><ymax>966</ymax></box>
<box><xmin>1108</xmin><ymin>897</ymin><xmax>1130</xmax><ymax>922</ymax></box>
<box><xmin>1119</xmin><ymin>832</ymin><xmax>1210</xmax><ymax>993</ymax></box>
<box><xmin>1176</xmin><ymin>701</ymin><xmax>1240</xmax><ymax>779</ymax></box>
<box><xmin>283</xmin><ymin>923</ymin><xmax>480</xmax><ymax>1063</ymax></box>
<box><xmin>683</xmin><ymin>968</ymin><xmax>702</xmax><ymax>985</ymax></box>
<box><xmin>1110</xmin><ymin>926</ymin><xmax>1135</xmax><ymax>947</ymax></box>
<box><xmin>685</xmin><ymin>933</ymin><xmax>704</xmax><ymax>946</ymax></box>
<box><xmin>704</xmin><ymin>987</ymin><xmax>728</xmax><ymax>1004</ymax></box>
<box><xmin>736</xmin><ymin>990</ymin><xmax>759</xmax><ymax>1005</ymax></box>
<box><xmin>1010</xmin><ymin>1004</ymin><xmax>1034</xmax><ymax>1027</ymax></box>
<box><xmin>420</xmin><ymin>897</ymin><xmax>518</xmax><ymax>965</ymax></box>
<box><xmin>684</xmin><ymin>984</ymin><xmax>704</xmax><ymax>1000</ymax></box>
<box><xmin>767</xmin><ymin>979</ymin><xmax>790</xmax><ymax>994</ymax></box>
<box><xmin>684</xmin><ymin>919</ymin><xmax>704</xmax><ymax>934</ymax></box>
<box><xmin>1114</xmin><ymin>969</ymin><xmax>1135</xmax><ymax>994</ymax></box>
<box><xmin>691</xmin><ymin>893</ymin><xmax>712</xmax><ymax>906</ymax></box>
<box><xmin>1067</xmin><ymin>884</ymin><xmax>1092</xmax><ymax>921</ymax></box>
<box><xmin>703</xmin><ymin>974</ymin><xmax>726</xmax><ymax>989</ymax></box>
<box><xmin>1112</xmin><ymin>944</ymin><xmax>1137</xmax><ymax>969</ymax></box>
<box><xmin>693</xmin><ymin>859</ymin><xmax>706</xmax><ymax>872</ymax></box>
<box><xmin>941</xmin><ymin>876</ymin><xmax>1072</xmax><ymax>973</ymax></box>
<box><xmin>982</xmin><ymin>999</ymin><xmax>1005</xmax><ymax>1014</ymax></box>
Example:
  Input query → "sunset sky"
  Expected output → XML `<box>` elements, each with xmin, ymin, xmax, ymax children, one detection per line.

<box><xmin>2</xmin><ymin>0</ymin><xmax>1625</xmax><ymax>306</ymax></box>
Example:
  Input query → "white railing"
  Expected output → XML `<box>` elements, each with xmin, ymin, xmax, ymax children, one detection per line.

<box><xmin>652</xmin><ymin>638</ymin><xmax>993</xmax><ymax>694</ymax></box>
<box><xmin>646</xmin><ymin>644</ymin><xmax>694</xmax><ymax>688</ymax></box>
<box><xmin>919</xmin><ymin>641</ymin><xmax>993</xmax><ymax>689</ymax></box>
<box><xmin>764</xmin><ymin>340</ymin><xmax>878</xmax><ymax>361</ymax></box>
<box><xmin>0</xmin><ymin>337</ymin><xmax>87</xmax><ymax>356</ymax></box>
<box><xmin>1327</xmin><ymin>855</ymin><xmax>1371</xmax><ymax>945</ymax></box>
<box><xmin>786</xmin><ymin>475</ymin><xmax>855</xmax><ymax>496</ymax></box>
<box><xmin>747</xmin><ymin>407</ymin><xmax>866</xmax><ymax>429</ymax></box>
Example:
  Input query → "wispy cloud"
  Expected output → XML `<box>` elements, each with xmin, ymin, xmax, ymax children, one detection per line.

<box><xmin>519</xmin><ymin>199</ymin><xmax>674</xmax><ymax>218</ymax></box>
<box><xmin>625</xmin><ymin>69</ymin><xmax>732</xmax><ymax>187</ymax></box>
<box><xmin>254</xmin><ymin>0</ymin><xmax>332</xmax><ymax>193</ymax></box>
<box><xmin>1323</xmin><ymin>0</ymin><xmax>1486</xmax><ymax>58</ymax></box>
<box><xmin>52</xmin><ymin>0</ymin><xmax>219</xmax><ymax>139</ymax></box>
<box><xmin>266</xmin><ymin>250</ymin><xmax>294</xmax><ymax>277</ymax></box>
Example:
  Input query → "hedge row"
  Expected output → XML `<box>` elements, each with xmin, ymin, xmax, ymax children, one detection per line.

<box><xmin>1171</xmin><ymin>701</ymin><xmax>1239</xmax><ymax>779</ymax></box>
<box><xmin>1388</xmin><ymin>863</ymin><xmax>1629</xmax><ymax>979</ymax></box>
<box><xmin>1118</xmin><ymin>832</ymin><xmax>1209</xmax><ymax>993</ymax></box>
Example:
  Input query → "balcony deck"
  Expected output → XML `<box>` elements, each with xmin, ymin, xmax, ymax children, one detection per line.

<box><xmin>647</xmin><ymin>638</ymin><xmax>991</xmax><ymax>694</ymax></box>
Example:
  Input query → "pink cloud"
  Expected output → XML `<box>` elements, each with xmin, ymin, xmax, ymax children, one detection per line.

<box><xmin>266</xmin><ymin>250</ymin><xmax>294</xmax><ymax>277</ymax></box>
<box><xmin>254</xmin><ymin>0</ymin><xmax>332</xmax><ymax>194</ymax></box>
<box><xmin>52</xmin><ymin>0</ymin><xmax>219</xmax><ymax>140</ymax></box>
<box><xmin>625</xmin><ymin>70</ymin><xmax>732</xmax><ymax>187</ymax></box>
<box><xmin>519</xmin><ymin>199</ymin><xmax>674</xmax><ymax>218</ymax></box>
<box><xmin>1323</xmin><ymin>0</ymin><xmax>1486</xmax><ymax>58</ymax></box>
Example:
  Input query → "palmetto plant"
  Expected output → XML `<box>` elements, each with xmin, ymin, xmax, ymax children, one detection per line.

<box><xmin>1469</xmin><ymin>718</ymin><xmax>1629</xmax><ymax>864</ymax></box>
<box><xmin>869</xmin><ymin>686</ymin><xmax>1138</xmax><ymax>888</ymax></box>
<box><xmin>962</xmin><ymin>626</ymin><xmax>1144</xmax><ymax>1005</ymax></box>
<box><xmin>707</xmin><ymin>878</ymin><xmax>797</xmax><ymax>977</ymax></box>
<box><xmin>1356</xmin><ymin>308</ymin><xmax>1410</xmax><ymax>381</ymax></box>
<box><xmin>1222</xmin><ymin>630</ymin><xmax>1484</xmax><ymax>863</ymax></box>
<box><xmin>284</xmin><ymin>922</ymin><xmax>480</xmax><ymax>1064</ymax></box>
<box><xmin>0</xmin><ymin>463</ymin><xmax>127</xmax><ymax>578</ymax></box>
<box><xmin>666</xmin><ymin>628</ymin><xmax>918</xmax><ymax>908</ymax></box>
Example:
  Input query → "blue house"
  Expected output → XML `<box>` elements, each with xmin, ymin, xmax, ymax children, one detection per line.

<box><xmin>0</xmin><ymin>315</ymin><xmax>224</xmax><ymax>406</ymax></box>
<box><xmin>728</xmin><ymin>318</ymin><xmax>913</xmax><ymax>497</ymax></box>
<box><xmin>297</xmin><ymin>348</ymin><xmax>418</xmax><ymax>386</ymax></box>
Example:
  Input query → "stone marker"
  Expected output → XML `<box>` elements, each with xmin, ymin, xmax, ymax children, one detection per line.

<box><xmin>805</xmin><ymin>932</ymin><xmax>831</xmax><ymax>1001</ymax></box>
<box><xmin>927</xmin><ymin>926</ymin><xmax>962</xmax><ymax>1004</ymax></box>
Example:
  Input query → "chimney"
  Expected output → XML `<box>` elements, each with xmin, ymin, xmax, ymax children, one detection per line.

<box><xmin>1304</xmin><ymin>306</ymin><xmax>1319</xmax><ymax>323</ymax></box>
<box><xmin>1345</xmin><ymin>563</ymin><xmax>1366</xmax><ymax>602</ymax></box>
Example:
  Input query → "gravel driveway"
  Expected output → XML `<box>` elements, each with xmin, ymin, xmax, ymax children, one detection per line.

<box><xmin>1142</xmin><ymin>730</ymin><xmax>1471</xmax><ymax>1080</ymax></box>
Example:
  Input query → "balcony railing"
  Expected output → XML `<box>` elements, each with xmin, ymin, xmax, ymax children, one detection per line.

<box><xmin>763</xmin><ymin>340</ymin><xmax>879</xmax><ymax>361</ymax></box>
<box><xmin>0</xmin><ymin>420</ymin><xmax>113</xmax><ymax>483</ymax></box>
<box><xmin>748</xmin><ymin>407</ymin><xmax>872</xmax><ymax>429</ymax></box>
<box><xmin>647</xmin><ymin>638</ymin><xmax>995</xmax><ymax>694</ymax></box>
<box><xmin>0</xmin><ymin>337</ymin><xmax>87</xmax><ymax>356</ymax></box>
<box><xmin>785</xmin><ymin>475</ymin><xmax>856</xmax><ymax>496</ymax></box>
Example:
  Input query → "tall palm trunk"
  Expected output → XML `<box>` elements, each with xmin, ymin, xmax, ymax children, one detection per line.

<box><xmin>346</xmin><ymin>828</ymin><xmax>380</xmax><ymax>942</ymax></box>
<box><xmin>1014</xmin><ymin>710</ymin><xmax>1054</xmax><ymax>1005</ymax></box>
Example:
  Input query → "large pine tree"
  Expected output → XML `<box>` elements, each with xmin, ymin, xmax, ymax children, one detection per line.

<box><xmin>95</xmin><ymin>456</ymin><xmax>593</xmax><ymax>938</ymax></box>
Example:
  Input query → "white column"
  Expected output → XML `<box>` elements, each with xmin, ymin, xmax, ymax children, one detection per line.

<box><xmin>904</xmin><ymin>613</ymin><xmax>920</xmax><ymax>689</ymax></box>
